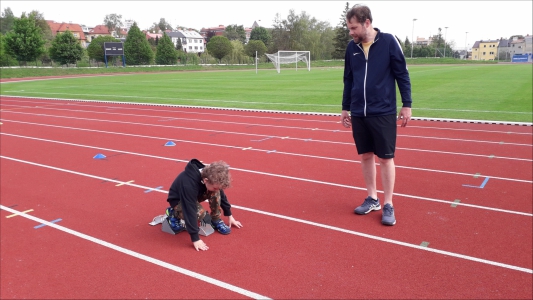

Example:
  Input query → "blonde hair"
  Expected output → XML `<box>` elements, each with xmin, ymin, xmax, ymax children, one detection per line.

<box><xmin>201</xmin><ymin>161</ymin><xmax>231</xmax><ymax>189</ymax></box>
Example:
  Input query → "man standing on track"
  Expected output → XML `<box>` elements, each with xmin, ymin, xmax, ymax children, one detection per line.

<box><xmin>341</xmin><ymin>4</ymin><xmax>412</xmax><ymax>226</ymax></box>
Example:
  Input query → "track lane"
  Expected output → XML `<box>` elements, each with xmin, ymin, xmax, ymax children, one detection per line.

<box><xmin>1</xmin><ymin>134</ymin><xmax>531</xmax><ymax>271</ymax></box>
<box><xmin>1</xmin><ymin>157</ymin><xmax>532</xmax><ymax>299</ymax></box>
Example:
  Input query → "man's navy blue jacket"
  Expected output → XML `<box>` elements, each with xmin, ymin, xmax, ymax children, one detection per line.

<box><xmin>342</xmin><ymin>28</ymin><xmax>412</xmax><ymax>117</ymax></box>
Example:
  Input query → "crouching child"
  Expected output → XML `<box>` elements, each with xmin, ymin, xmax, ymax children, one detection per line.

<box><xmin>165</xmin><ymin>159</ymin><xmax>242</xmax><ymax>251</ymax></box>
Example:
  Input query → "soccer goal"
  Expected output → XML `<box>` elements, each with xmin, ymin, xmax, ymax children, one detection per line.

<box><xmin>265</xmin><ymin>51</ymin><xmax>311</xmax><ymax>73</ymax></box>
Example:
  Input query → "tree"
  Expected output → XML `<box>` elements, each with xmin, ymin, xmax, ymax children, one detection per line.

<box><xmin>87</xmin><ymin>35</ymin><xmax>120</xmax><ymax>62</ymax></box>
<box><xmin>205</xmin><ymin>30</ymin><xmax>217</xmax><ymax>43</ymax></box>
<box><xmin>158</xmin><ymin>18</ymin><xmax>171</xmax><ymax>32</ymax></box>
<box><xmin>250</xmin><ymin>26</ymin><xmax>271</xmax><ymax>47</ymax></box>
<box><xmin>49</xmin><ymin>30</ymin><xmax>84</xmax><ymax>65</ymax></box>
<box><xmin>206</xmin><ymin>35</ymin><xmax>233</xmax><ymax>63</ymax></box>
<box><xmin>0</xmin><ymin>33</ymin><xmax>16</xmax><ymax>66</ymax></box>
<box><xmin>224</xmin><ymin>24</ymin><xmax>246</xmax><ymax>44</ymax></box>
<box><xmin>175</xmin><ymin>36</ymin><xmax>183</xmax><ymax>51</ymax></box>
<box><xmin>403</xmin><ymin>36</ymin><xmax>411</xmax><ymax>55</ymax></box>
<box><xmin>228</xmin><ymin>39</ymin><xmax>246</xmax><ymax>64</ymax></box>
<box><xmin>155</xmin><ymin>33</ymin><xmax>178</xmax><ymax>65</ymax></box>
<box><xmin>124</xmin><ymin>22</ymin><xmax>154</xmax><ymax>65</ymax></box>
<box><xmin>103</xmin><ymin>13</ymin><xmax>123</xmax><ymax>35</ymax></box>
<box><xmin>244</xmin><ymin>40</ymin><xmax>267</xmax><ymax>58</ymax></box>
<box><xmin>3</xmin><ymin>13</ymin><xmax>45</xmax><ymax>64</ymax></box>
<box><xmin>28</xmin><ymin>10</ymin><xmax>53</xmax><ymax>46</ymax></box>
<box><xmin>270</xmin><ymin>13</ymin><xmax>290</xmax><ymax>52</ymax></box>
<box><xmin>331</xmin><ymin>2</ymin><xmax>351</xmax><ymax>59</ymax></box>
<box><xmin>270</xmin><ymin>9</ymin><xmax>335</xmax><ymax>60</ymax></box>
<box><xmin>0</xmin><ymin>7</ymin><xmax>15</xmax><ymax>34</ymax></box>
<box><xmin>510</xmin><ymin>35</ymin><xmax>524</xmax><ymax>40</ymax></box>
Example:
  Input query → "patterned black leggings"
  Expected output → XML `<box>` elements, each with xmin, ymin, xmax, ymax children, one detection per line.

<box><xmin>173</xmin><ymin>190</ymin><xmax>222</xmax><ymax>222</ymax></box>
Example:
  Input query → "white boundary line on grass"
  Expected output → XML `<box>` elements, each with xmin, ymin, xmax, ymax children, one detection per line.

<box><xmin>1</xmin><ymin>156</ymin><xmax>531</xmax><ymax>275</ymax></box>
<box><xmin>1</xmin><ymin>95</ymin><xmax>531</xmax><ymax>126</ymax></box>
<box><xmin>0</xmin><ymin>204</ymin><xmax>271</xmax><ymax>300</ymax></box>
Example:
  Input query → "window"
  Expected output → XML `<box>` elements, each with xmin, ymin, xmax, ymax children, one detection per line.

<box><xmin>189</xmin><ymin>46</ymin><xmax>192</xmax><ymax>50</ymax></box>
<box><xmin>483</xmin><ymin>45</ymin><xmax>486</xmax><ymax>47</ymax></box>
<box><xmin>195</xmin><ymin>46</ymin><xmax>198</xmax><ymax>50</ymax></box>
<box><xmin>490</xmin><ymin>52</ymin><xmax>494</xmax><ymax>55</ymax></box>
<box><xmin>483</xmin><ymin>52</ymin><xmax>486</xmax><ymax>55</ymax></box>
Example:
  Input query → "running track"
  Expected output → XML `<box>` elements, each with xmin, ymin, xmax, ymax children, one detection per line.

<box><xmin>1</xmin><ymin>95</ymin><xmax>532</xmax><ymax>299</ymax></box>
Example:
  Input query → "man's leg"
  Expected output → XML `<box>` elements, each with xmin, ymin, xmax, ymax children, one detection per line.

<box><xmin>361</xmin><ymin>152</ymin><xmax>377</xmax><ymax>199</ymax></box>
<box><xmin>378</xmin><ymin>157</ymin><xmax>395</xmax><ymax>206</ymax></box>
<box><xmin>379</xmin><ymin>157</ymin><xmax>397</xmax><ymax>225</ymax></box>
<box><xmin>354</xmin><ymin>152</ymin><xmax>382</xmax><ymax>215</ymax></box>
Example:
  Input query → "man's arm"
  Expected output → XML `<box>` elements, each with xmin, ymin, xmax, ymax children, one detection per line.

<box><xmin>342</xmin><ymin>42</ymin><xmax>354</xmax><ymax>112</ymax></box>
<box><xmin>389</xmin><ymin>35</ymin><xmax>412</xmax><ymax>108</ymax></box>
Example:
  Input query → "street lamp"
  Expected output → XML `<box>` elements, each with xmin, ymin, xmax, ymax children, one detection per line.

<box><xmin>465</xmin><ymin>32</ymin><xmax>468</xmax><ymax>59</ymax></box>
<box><xmin>444</xmin><ymin>27</ymin><xmax>448</xmax><ymax>57</ymax></box>
<box><xmin>411</xmin><ymin>18</ymin><xmax>417</xmax><ymax>59</ymax></box>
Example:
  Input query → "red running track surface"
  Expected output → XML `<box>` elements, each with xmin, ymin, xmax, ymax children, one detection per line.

<box><xmin>1</xmin><ymin>96</ymin><xmax>532</xmax><ymax>299</ymax></box>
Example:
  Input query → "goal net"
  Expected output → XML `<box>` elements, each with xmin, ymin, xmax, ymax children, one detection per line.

<box><xmin>265</xmin><ymin>51</ymin><xmax>310</xmax><ymax>73</ymax></box>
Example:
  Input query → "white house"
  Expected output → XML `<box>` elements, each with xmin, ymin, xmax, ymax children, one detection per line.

<box><xmin>167</xmin><ymin>30</ymin><xmax>205</xmax><ymax>53</ymax></box>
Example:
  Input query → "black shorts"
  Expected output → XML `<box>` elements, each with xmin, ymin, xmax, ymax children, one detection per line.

<box><xmin>351</xmin><ymin>114</ymin><xmax>397</xmax><ymax>159</ymax></box>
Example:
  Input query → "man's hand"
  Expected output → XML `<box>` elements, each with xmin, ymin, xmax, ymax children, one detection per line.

<box><xmin>398</xmin><ymin>107</ymin><xmax>412</xmax><ymax>127</ymax></box>
<box><xmin>193</xmin><ymin>239</ymin><xmax>209</xmax><ymax>251</ymax></box>
<box><xmin>228</xmin><ymin>215</ymin><xmax>242</xmax><ymax>228</ymax></box>
<box><xmin>341</xmin><ymin>110</ymin><xmax>351</xmax><ymax>128</ymax></box>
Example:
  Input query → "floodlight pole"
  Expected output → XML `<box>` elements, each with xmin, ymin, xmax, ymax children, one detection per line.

<box><xmin>444</xmin><ymin>27</ymin><xmax>448</xmax><ymax>57</ymax></box>
<box><xmin>411</xmin><ymin>18</ymin><xmax>417</xmax><ymax>59</ymax></box>
<box><xmin>465</xmin><ymin>31</ymin><xmax>468</xmax><ymax>54</ymax></box>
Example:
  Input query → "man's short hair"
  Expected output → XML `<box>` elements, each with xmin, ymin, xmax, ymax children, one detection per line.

<box><xmin>346</xmin><ymin>4</ymin><xmax>373</xmax><ymax>24</ymax></box>
<box><xmin>201</xmin><ymin>161</ymin><xmax>231</xmax><ymax>189</ymax></box>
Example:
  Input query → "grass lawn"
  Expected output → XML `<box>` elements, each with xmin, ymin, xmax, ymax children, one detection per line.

<box><xmin>1</xmin><ymin>63</ymin><xmax>531</xmax><ymax>123</ymax></box>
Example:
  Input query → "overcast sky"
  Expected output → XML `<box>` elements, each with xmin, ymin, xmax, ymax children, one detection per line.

<box><xmin>2</xmin><ymin>1</ymin><xmax>532</xmax><ymax>50</ymax></box>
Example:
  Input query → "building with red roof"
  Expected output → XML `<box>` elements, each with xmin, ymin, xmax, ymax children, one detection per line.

<box><xmin>46</xmin><ymin>20</ymin><xmax>87</xmax><ymax>47</ymax></box>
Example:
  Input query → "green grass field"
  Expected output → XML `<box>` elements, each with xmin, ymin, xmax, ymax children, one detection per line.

<box><xmin>1</xmin><ymin>63</ymin><xmax>531</xmax><ymax>122</ymax></box>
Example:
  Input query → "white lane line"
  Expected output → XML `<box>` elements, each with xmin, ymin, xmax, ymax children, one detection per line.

<box><xmin>1</xmin><ymin>95</ymin><xmax>531</xmax><ymax>127</ymax></box>
<box><xmin>2</xmin><ymin>116</ymin><xmax>531</xmax><ymax>163</ymax></box>
<box><xmin>0</xmin><ymin>101</ymin><xmax>340</xmax><ymax>124</ymax></box>
<box><xmin>0</xmin><ymin>159</ymin><xmax>531</xmax><ymax>275</ymax></box>
<box><xmin>1</xmin><ymin>91</ymin><xmax>339</xmax><ymax>107</ymax></box>
<box><xmin>2</xmin><ymin>130</ymin><xmax>532</xmax><ymax>184</ymax></box>
<box><xmin>1</xmin><ymin>145</ymin><xmax>531</xmax><ymax>217</ymax></box>
<box><xmin>1</xmin><ymin>105</ymin><xmax>531</xmax><ymax>146</ymax></box>
<box><xmin>0</xmin><ymin>205</ymin><xmax>271</xmax><ymax>300</ymax></box>
<box><xmin>2</xmin><ymin>122</ymin><xmax>532</xmax><ymax>183</ymax></box>
<box><xmin>3</xmin><ymin>99</ymin><xmax>533</xmax><ymax>133</ymax></box>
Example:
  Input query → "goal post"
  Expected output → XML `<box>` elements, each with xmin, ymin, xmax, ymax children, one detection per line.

<box><xmin>265</xmin><ymin>51</ymin><xmax>310</xmax><ymax>73</ymax></box>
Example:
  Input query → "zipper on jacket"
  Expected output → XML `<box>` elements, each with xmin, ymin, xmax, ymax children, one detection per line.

<box><xmin>356</xmin><ymin>43</ymin><xmax>368</xmax><ymax>116</ymax></box>
<box><xmin>356</xmin><ymin>35</ymin><xmax>379</xmax><ymax>117</ymax></box>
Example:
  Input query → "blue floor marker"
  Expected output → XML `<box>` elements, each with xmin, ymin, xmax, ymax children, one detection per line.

<box><xmin>34</xmin><ymin>218</ymin><xmax>62</xmax><ymax>229</ymax></box>
<box><xmin>93</xmin><ymin>153</ymin><xmax>106</xmax><ymax>159</ymax></box>
<box><xmin>463</xmin><ymin>177</ymin><xmax>490</xmax><ymax>189</ymax></box>
<box><xmin>164</xmin><ymin>141</ymin><xmax>176</xmax><ymax>146</ymax></box>
<box><xmin>145</xmin><ymin>186</ymin><xmax>163</xmax><ymax>193</ymax></box>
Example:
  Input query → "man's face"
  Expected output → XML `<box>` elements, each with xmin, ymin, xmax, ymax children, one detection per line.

<box><xmin>347</xmin><ymin>18</ymin><xmax>368</xmax><ymax>43</ymax></box>
<box><xmin>204</xmin><ymin>179</ymin><xmax>222</xmax><ymax>192</ymax></box>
